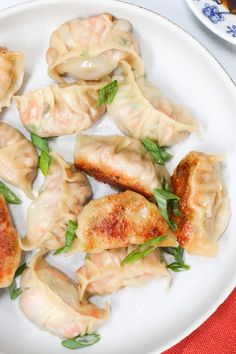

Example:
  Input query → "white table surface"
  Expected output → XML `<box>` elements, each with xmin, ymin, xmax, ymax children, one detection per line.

<box><xmin>0</xmin><ymin>0</ymin><xmax>236</xmax><ymax>84</ymax></box>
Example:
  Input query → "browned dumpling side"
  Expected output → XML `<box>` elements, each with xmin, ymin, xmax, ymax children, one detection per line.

<box><xmin>73</xmin><ymin>190</ymin><xmax>177</xmax><ymax>253</ymax></box>
<box><xmin>0</xmin><ymin>194</ymin><xmax>21</xmax><ymax>288</ymax></box>
<box><xmin>171</xmin><ymin>151</ymin><xmax>230</xmax><ymax>257</ymax></box>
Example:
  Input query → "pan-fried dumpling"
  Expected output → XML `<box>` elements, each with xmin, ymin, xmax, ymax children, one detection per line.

<box><xmin>0</xmin><ymin>48</ymin><xmax>24</xmax><ymax>112</ymax></box>
<box><xmin>14</xmin><ymin>82</ymin><xmax>106</xmax><ymax>137</ymax></box>
<box><xmin>19</xmin><ymin>252</ymin><xmax>109</xmax><ymax>338</ymax></box>
<box><xmin>0</xmin><ymin>194</ymin><xmax>21</xmax><ymax>288</ymax></box>
<box><xmin>74</xmin><ymin>135</ymin><xmax>169</xmax><ymax>199</ymax></box>
<box><xmin>76</xmin><ymin>247</ymin><xmax>170</xmax><ymax>299</ymax></box>
<box><xmin>171</xmin><ymin>151</ymin><xmax>230</xmax><ymax>257</ymax></box>
<box><xmin>0</xmin><ymin>122</ymin><xmax>38</xmax><ymax>198</ymax></box>
<box><xmin>73</xmin><ymin>191</ymin><xmax>177</xmax><ymax>253</ymax></box>
<box><xmin>21</xmin><ymin>152</ymin><xmax>91</xmax><ymax>251</ymax></box>
<box><xmin>46</xmin><ymin>13</ymin><xmax>144</xmax><ymax>82</ymax></box>
<box><xmin>107</xmin><ymin>61</ymin><xmax>198</xmax><ymax>146</ymax></box>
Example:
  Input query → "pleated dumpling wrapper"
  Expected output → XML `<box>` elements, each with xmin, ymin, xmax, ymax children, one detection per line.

<box><xmin>19</xmin><ymin>252</ymin><xmax>109</xmax><ymax>338</ymax></box>
<box><xmin>107</xmin><ymin>61</ymin><xmax>199</xmax><ymax>146</ymax></box>
<box><xmin>74</xmin><ymin>135</ymin><xmax>169</xmax><ymax>199</ymax></box>
<box><xmin>77</xmin><ymin>247</ymin><xmax>170</xmax><ymax>300</ymax></box>
<box><xmin>14</xmin><ymin>82</ymin><xmax>106</xmax><ymax>138</ymax></box>
<box><xmin>21</xmin><ymin>152</ymin><xmax>91</xmax><ymax>251</ymax></box>
<box><xmin>46</xmin><ymin>13</ymin><xmax>144</xmax><ymax>82</ymax></box>
<box><xmin>0</xmin><ymin>122</ymin><xmax>38</xmax><ymax>199</ymax></box>
<box><xmin>0</xmin><ymin>194</ymin><xmax>21</xmax><ymax>288</ymax></box>
<box><xmin>73</xmin><ymin>190</ymin><xmax>177</xmax><ymax>253</ymax></box>
<box><xmin>171</xmin><ymin>151</ymin><xmax>230</xmax><ymax>257</ymax></box>
<box><xmin>0</xmin><ymin>48</ymin><xmax>24</xmax><ymax>112</ymax></box>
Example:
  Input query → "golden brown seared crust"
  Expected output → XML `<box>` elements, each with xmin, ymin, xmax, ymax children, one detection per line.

<box><xmin>0</xmin><ymin>194</ymin><xmax>21</xmax><ymax>288</ymax></box>
<box><xmin>76</xmin><ymin>191</ymin><xmax>177</xmax><ymax>252</ymax></box>
<box><xmin>75</xmin><ymin>158</ymin><xmax>153</xmax><ymax>199</ymax></box>
<box><xmin>171</xmin><ymin>152</ymin><xmax>202</xmax><ymax>246</ymax></box>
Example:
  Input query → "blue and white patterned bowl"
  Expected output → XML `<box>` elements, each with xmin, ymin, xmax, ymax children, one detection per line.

<box><xmin>185</xmin><ymin>0</ymin><xmax>236</xmax><ymax>44</ymax></box>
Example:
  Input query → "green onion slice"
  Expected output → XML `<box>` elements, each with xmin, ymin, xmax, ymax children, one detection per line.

<box><xmin>142</xmin><ymin>138</ymin><xmax>172</xmax><ymax>165</ymax></box>
<box><xmin>0</xmin><ymin>181</ymin><xmax>22</xmax><ymax>204</ymax></box>
<box><xmin>97</xmin><ymin>80</ymin><xmax>118</xmax><ymax>107</ymax></box>
<box><xmin>54</xmin><ymin>220</ymin><xmax>78</xmax><ymax>255</ymax></box>
<box><xmin>62</xmin><ymin>333</ymin><xmax>101</xmax><ymax>349</ymax></box>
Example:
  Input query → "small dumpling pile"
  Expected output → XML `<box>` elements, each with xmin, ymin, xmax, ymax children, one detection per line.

<box><xmin>46</xmin><ymin>13</ymin><xmax>144</xmax><ymax>82</ymax></box>
<box><xmin>14</xmin><ymin>82</ymin><xmax>107</xmax><ymax>137</ymax></box>
<box><xmin>0</xmin><ymin>122</ymin><xmax>38</xmax><ymax>198</ymax></box>
<box><xmin>20</xmin><ymin>252</ymin><xmax>109</xmax><ymax>338</ymax></box>
<box><xmin>21</xmin><ymin>152</ymin><xmax>91</xmax><ymax>251</ymax></box>
<box><xmin>0</xmin><ymin>48</ymin><xmax>24</xmax><ymax>112</ymax></box>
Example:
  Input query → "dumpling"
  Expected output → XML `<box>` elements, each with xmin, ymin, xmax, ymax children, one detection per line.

<box><xmin>74</xmin><ymin>135</ymin><xmax>169</xmax><ymax>199</ymax></box>
<box><xmin>0</xmin><ymin>48</ymin><xmax>24</xmax><ymax>112</ymax></box>
<box><xmin>19</xmin><ymin>251</ymin><xmax>109</xmax><ymax>338</ymax></box>
<box><xmin>21</xmin><ymin>152</ymin><xmax>91</xmax><ymax>251</ymax></box>
<box><xmin>0</xmin><ymin>122</ymin><xmax>38</xmax><ymax>198</ymax></box>
<box><xmin>76</xmin><ymin>247</ymin><xmax>170</xmax><ymax>299</ymax></box>
<box><xmin>107</xmin><ymin>61</ymin><xmax>198</xmax><ymax>146</ymax></box>
<box><xmin>73</xmin><ymin>190</ymin><xmax>177</xmax><ymax>253</ymax></box>
<box><xmin>171</xmin><ymin>151</ymin><xmax>230</xmax><ymax>257</ymax></box>
<box><xmin>0</xmin><ymin>194</ymin><xmax>21</xmax><ymax>288</ymax></box>
<box><xmin>14</xmin><ymin>82</ymin><xmax>106</xmax><ymax>137</ymax></box>
<box><xmin>46</xmin><ymin>13</ymin><xmax>144</xmax><ymax>82</ymax></box>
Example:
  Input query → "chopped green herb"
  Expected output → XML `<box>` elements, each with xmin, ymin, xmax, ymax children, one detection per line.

<box><xmin>0</xmin><ymin>181</ymin><xmax>22</xmax><ymax>204</ymax></box>
<box><xmin>39</xmin><ymin>150</ymin><xmax>51</xmax><ymax>176</ymax></box>
<box><xmin>8</xmin><ymin>263</ymin><xmax>27</xmax><ymax>300</ymax></box>
<box><xmin>121</xmin><ymin>235</ymin><xmax>166</xmax><ymax>265</ymax></box>
<box><xmin>54</xmin><ymin>220</ymin><xmax>78</xmax><ymax>255</ymax></box>
<box><xmin>162</xmin><ymin>178</ymin><xmax>182</xmax><ymax>217</ymax></box>
<box><xmin>30</xmin><ymin>133</ymin><xmax>49</xmax><ymax>152</ymax></box>
<box><xmin>97</xmin><ymin>80</ymin><xmax>118</xmax><ymax>107</ymax></box>
<box><xmin>62</xmin><ymin>333</ymin><xmax>100</xmax><ymax>349</ymax></box>
<box><xmin>153</xmin><ymin>189</ymin><xmax>179</xmax><ymax>231</ymax></box>
<box><xmin>142</xmin><ymin>138</ymin><xmax>172</xmax><ymax>165</ymax></box>
<box><xmin>163</xmin><ymin>246</ymin><xmax>190</xmax><ymax>272</ymax></box>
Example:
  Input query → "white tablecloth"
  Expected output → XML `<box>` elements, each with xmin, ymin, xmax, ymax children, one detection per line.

<box><xmin>1</xmin><ymin>0</ymin><xmax>235</xmax><ymax>83</ymax></box>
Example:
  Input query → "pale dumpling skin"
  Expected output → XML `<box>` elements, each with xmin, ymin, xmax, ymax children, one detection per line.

<box><xmin>76</xmin><ymin>247</ymin><xmax>170</xmax><ymax>299</ymax></box>
<box><xmin>107</xmin><ymin>61</ymin><xmax>199</xmax><ymax>146</ymax></box>
<box><xmin>0</xmin><ymin>194</ymin><xmax>21</xmax><ymax>288</ymax></box>
<box><xmin>46</xmin><ymin>13</ymin><xmax>144</xmax><ymax>82</ymax></box>
<box><xmin>74</xmin><ymin>135</ymin><xmax>169</xmax><ymax>199</ymax></box>
<box><xmin>21</xmin><ymin>152</ymin><xmax>91</xmax><ymax>251</ymax></box>
<box><xmin>171</xmin><ymin>151</ymin><xmax>230</xmax><ymax>257</ymax></box>
<box><xmin>0</xmin><ymin>48</ymin><xmax>24</xmax><ymax>112</ymax></box>
<box><xmin>19</xmin><ymin>252</ymin><xmax>109</xmax><ymax>338</ymax></box>
<box><xmin>73</xmin><ymin>190</ymin><xmax>177</xmax><ymax>253</ymax></box>
<box><xmin>14</xmin><ymin>82</ymin><xmax>106</xmax><ymax>137</ymax></box>
<box><xmin>0</xmin><ymin>122</ymin><xmax>38</xmax><ymax>198</ymax></box>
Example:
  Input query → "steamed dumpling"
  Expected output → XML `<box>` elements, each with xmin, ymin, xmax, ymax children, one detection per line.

<box><xmin>107</xmin><ymin>61</ymin><xmax>198</xmax><ymax>146</ymax></box>
<box><xmin>0</xmin><ymin>122</ymin><xmax>38</xmax><ymax>198</ymax></box>
<box><xmin>171</xmin><ymin>151</ymin><xmax>230</xmax><ymax>257</ymax></box>
<box><xmin>73</xmin><ymin>190</ymin><xmax>177</xmax><ymax>253</ymax></box>
<box><xmin>76</xmin><ymin>247</ymin><xmax>170</xmax><ymax>299</ymax></box>
<box><xmin>0</xmin><ymin>194</ymin><xmax>21</xmax><ymax>288</ymax></box>
<box><xmin>14</xmin><ymin>82</ymin><xmax>106</xmax><ymax>137</ymax></box>
<box><xmin>21</xmin><ymin>152</ymin><xmax>91</xmax><ymax>251</ymax></box>
<box><xmin>46</xmin><ymin>13</ymin><xmax>144</xmax><ymax>82</ymax></box>
<box><xmin>19</xmin><ymin>252</ymin><xmax>109</xmax><ymax>338</ymax></box>
<box><xmin>0</xmin><ymin>48</ymin><xmax>24</xmax><ymax>112</ymax></box>
<box><xmin>74</xmin><ymin>135</ymin><xmax>169</xmax><ymax>199</ymax></box>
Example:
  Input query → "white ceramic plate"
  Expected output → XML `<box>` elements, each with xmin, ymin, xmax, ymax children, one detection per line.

<box><xmin>0</xmin><ymin>1</ymin><xmax>236</xmax><ymax>354</ymax></box>
<box><xmin>185</xmin><ymin>0</ymin><xmax>236</xmax><ymax>45</ymax></box>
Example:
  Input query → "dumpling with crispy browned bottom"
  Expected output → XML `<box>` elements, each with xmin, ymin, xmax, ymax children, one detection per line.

<box><xmin>0</xmin><ymin>194</ymin><xmax>21</xmax><ymax>288</ymax></box>
<box><xmin>74</xmin><ymin>135</ymin><xmax>169</xmax><ymax>199</ymax></box>
<box><xmin>73</xmin><ymin>191</ymin><xmax>177</xmax><ymax>253</ymax></box>
<box><xmin>171</xmin><ymin>151</ymin><xmax>230</xmax><ymax>257</ymax></box>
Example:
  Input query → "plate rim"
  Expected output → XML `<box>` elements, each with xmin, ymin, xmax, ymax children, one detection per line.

<box><xmin>184</xmin><ymin>0</ymin><xmax>236</xmax><ymax>45</ymax></box>
<box><xmin>0</xmin><ymin>1</ymin><xmax>235</xmax><ymax>353</ymax></box>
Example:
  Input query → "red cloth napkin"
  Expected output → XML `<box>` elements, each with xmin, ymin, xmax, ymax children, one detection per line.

<box><xmin>163</xmin><ymin>288</ymin><xmax>236</xmax><ymax>354</ymax></box>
